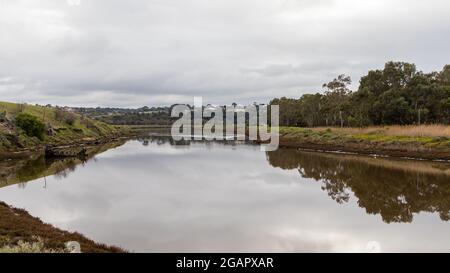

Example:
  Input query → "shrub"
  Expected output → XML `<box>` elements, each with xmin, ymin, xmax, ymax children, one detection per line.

<box><xmin>64</xmin><ymin>112</ymin><xmax>77</xmax><ymax>126</ymax></box>
<box><xmin>15</xmin><ymin>113</ymin><xmax>45</xmax><ymax>140</ymax></box>
<box><xmin>55</xmin><ymin>108</ymin><xmax>77</xmax><ymax>125</ymax></box>
<box><xmin>55</xmin><ymin>108</ymin><xmax>64</xmax><ymax>121</ymax></box>
<box><xmin>0</xmin><ymin>237</ymin><xmax>65</xmax><ymax>253</ymax></box>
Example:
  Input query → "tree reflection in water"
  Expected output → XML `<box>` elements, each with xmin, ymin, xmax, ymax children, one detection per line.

<box><xmin>0</xmin><ymin>140</ymin><xmax>126</xmax><ymax>189</ymax></box>
<box><xmin>137</xmin><ymin>135</ymin><xmax>450</xmax><ymax>223</ymax></box>
<box><xmin>266</xmin><ymin>149</ymin><xmax>450</xmax><ymax>223</ymax></box>
<box><xmin>3</xmin><ymin>136</ymin><xmax>449</xmax><ymax>224</ymax></box>
<box><xmin>0</xmin><ymin>155</ymin><xmax>85</xmax><ymax>188</ymax></box>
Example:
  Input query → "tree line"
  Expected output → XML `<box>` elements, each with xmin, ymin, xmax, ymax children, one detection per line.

<box><xmin>270</xmin><ymin>61</ymin><xmax>450</xmax><ymax>127</ymax></box>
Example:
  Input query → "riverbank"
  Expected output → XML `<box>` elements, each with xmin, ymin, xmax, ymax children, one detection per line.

<box><xmin>279</xmin><ymin>126</ymin><xmax>450</xmax><ymax>161</ymax></box>
<box><xmin>0</xmin><ymin>201</ymin><xmax>125</xmax><ymax>253</ymax></box>
<box><xmin>0</xmin><ymin>101</ymin><xmax>131</xmax><ymax>160</ymax></box>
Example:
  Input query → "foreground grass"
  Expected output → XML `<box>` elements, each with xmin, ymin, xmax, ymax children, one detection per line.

<box><xmin>0</xmin><ymin>237</ymin><xmax>65</xmax><ymax>253</ymax></box>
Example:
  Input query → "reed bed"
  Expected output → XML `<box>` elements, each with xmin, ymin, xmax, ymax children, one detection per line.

<box><xmin>311</xmin><ymin>125</ymin><xmax>450</xmax><ymax>138</ymax></box>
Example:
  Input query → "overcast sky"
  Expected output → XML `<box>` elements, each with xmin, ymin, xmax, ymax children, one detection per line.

<box><xmin>0</xmin><ymin>0</ymin><xmax>449</xmax><ymax>107</ymax></box>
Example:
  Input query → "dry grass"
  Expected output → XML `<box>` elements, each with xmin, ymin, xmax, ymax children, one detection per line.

<box><xmin>0</xmin><ymin>201</ymin><xmax>125</xmax><ymax>253</ymax></box>
<box><xmin>0</xmin><ymin>237</ymin><xmax>65</xmax><ymax>253</ymax></box>
<box><xmin>311</xmin><ymin>125</ymin><xmax>450</xmax><ymax>138</ymax></box>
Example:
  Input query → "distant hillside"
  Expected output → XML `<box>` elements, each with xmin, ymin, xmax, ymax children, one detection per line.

<box><xmin>0</xmin><ymin>101</ymin><xmax>124</xmax><ymax>152</ymax></box>
<box><xmin>73</xmin><ymin>106</ymin><xmax>173</xmax><ymax>126</ymax></box>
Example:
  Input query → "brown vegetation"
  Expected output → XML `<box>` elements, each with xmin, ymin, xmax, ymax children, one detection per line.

<box><xmin>0</xmin><ymin>201</ymin><xmax>125</xmax><ymax>253</ymax></box>
<box><xmin>311</xmin><ymin>125</ymin><xmax>450</xmax><ymax>138</ymax></box>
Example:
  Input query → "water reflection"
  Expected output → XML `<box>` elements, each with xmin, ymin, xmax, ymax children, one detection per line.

<box><xmin>0</xmin><ymin>136</ymin><xmax>449</xmax><ymax>252</ymax></box>
<box><xmin>0</xmin><ymin>156</ymin><xmax>77</xmax><ymax>188</ymax></box>
<box><xmin>135</xmin><ymin>135</ymin><xmax>250</xmax><ymax>147</ymax></box>
<box><xmin>136</xmin><ymin>136</ymin><xmax>450</xmax><ymax>223</ymax></box>
<box><xmin>0</xmin><ymin>140</ymin><xmax>125</xmax><ymax>189</ymax></box>
<box><xmin>266</xmin><ymin>149</ymin><xmax>450</xmax><ymax>223</ymax></box>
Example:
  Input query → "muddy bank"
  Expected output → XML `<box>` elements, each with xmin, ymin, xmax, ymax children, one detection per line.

<box><xmin>278</xmin><ymin>137</ymin><xmax>450</xmax><ymax>161</ymax></box>
<box><xmin>0</xmin><ymin>135</ymin><xmax>130</xmax><ymax>161</ymax></box>
<box><xmin>0</xmin><ymin>201</ymin><xmax>125</xmax><ymax>253</ymax></box>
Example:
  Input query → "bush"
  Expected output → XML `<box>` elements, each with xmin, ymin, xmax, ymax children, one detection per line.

<box><xmin>64</xmin><ymin>113</ymin><xmax>77</xmax><ymax>126</ymax></box>
<box><xmin>0</xmin><ymin>237</ymin><xmax>65</xmax><ymax>253</ymax></box>
<box><xmin>55</xmin><ymin>108</ymin><xmax>64</xmax><ymax>122</ymax></box>
<box><xmin>55</xmin><ymin>108</ymin><xmax>77</xmax><ymax>125</ymax></box>
<box><xmin>15</xmin><ymin>113</ymin><xmax>45</xmax><ymax>140</ymax></box>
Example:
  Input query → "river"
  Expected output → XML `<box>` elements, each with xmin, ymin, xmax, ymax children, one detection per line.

<box><xmin>0</xmin><ymin>136</ymin><xmax>449</xmax><ymax>252</ymax></box>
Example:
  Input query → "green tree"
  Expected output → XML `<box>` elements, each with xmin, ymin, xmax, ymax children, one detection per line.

<box><xmin>271</xmin><ymin>97</ymin><xmax>303</xmax><ymax>126</ymax></box>
<box><xmin>15</xmin><ymin>113</ymin><xmax>45</xmax><ymax>140</ymax></box>
<box><xmin>298</xmin><ymin>94</ymin><xmax>323</xmax><ymax>127</ymax></box>
<box><xmin>347</xmin><ymin>88</ymin><xmax>374</xmax><ymax>127</ymax></box>
<box><xmin>321</xmin><ymin>74</ymin><xmax>352</xmax><ymax>127</ymax></box>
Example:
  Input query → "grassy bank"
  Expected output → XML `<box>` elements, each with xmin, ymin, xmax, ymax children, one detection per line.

<box><xmin>279</xmin><ymin>125</ymin><xmax>450</xmax><ymax>160</ymax></box>
<box><xmin>0</xmin><ymin>101</ymin><xmax>128</xmax><ymax>157</ymax></box>
<box><xmin>0</xmin><ymin>201</ymin><xmax>125</xmax><ymax>253</ymax></box>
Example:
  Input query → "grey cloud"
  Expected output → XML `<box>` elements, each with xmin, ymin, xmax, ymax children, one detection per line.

<box><xmin>0</xmin><ymin>0</ymin><xmax>449</xmax><ymax>107</ymax></box>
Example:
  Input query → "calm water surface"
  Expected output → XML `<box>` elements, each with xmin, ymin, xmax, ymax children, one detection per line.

<box><xmin>0</xmin><ymin>136</ymin><xmax>449</xmax><ymax>252</ymax></box>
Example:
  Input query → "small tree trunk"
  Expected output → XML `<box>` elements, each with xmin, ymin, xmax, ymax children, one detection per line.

<box><xmin>418</xmin><ymin>109</ymin><xmax>421</xmax><ymax>126</ymax></box>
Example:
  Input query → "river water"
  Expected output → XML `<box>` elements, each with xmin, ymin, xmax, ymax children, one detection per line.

<box><xmin>0</xmin><ymin>136</ymin><xmax>449</xmax><ymax>252</ymax></box>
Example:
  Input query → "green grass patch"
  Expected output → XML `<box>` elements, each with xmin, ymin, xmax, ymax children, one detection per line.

<box><xmin>0</xmin><ymin>101</ymin><xmax>124</xmax><ymax>150</ymax></box>
<box><xmin>279</xmin><ymin>126</ymin><xmax>450</xmax><ymax>147</ymax></box>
